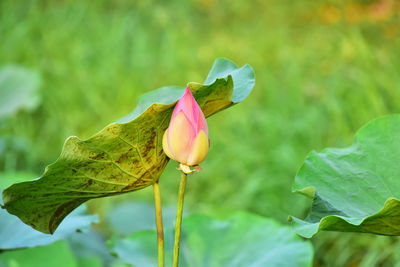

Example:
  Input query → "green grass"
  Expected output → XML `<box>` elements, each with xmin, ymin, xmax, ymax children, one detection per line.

<box><xmin>1</xmin><ymin>0</ymin><xmax>400</xmax><ymax>266</ymax></box>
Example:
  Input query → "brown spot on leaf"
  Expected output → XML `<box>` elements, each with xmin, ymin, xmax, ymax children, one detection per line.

<box><xmin>89</xmin><ymin>152</ymin><xmax>105</xmax><ymax>161</ymax></box>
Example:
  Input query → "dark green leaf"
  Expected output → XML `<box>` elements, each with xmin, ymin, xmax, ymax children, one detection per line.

<box><xmin>2</xmin><ymin>58</ymin><xmax>255</xmax><ymax>234</ymax></box>
<box><xmin>0</xmin><ymin>171</ymin><xmax>37</xmax><ymax>191</ymax></box>
<box><xmin>109</xmin><ymin>212</ymin><xmax>314</xmax><ymax>267</ymax></box>
<box><xmin>290</xmin><ymin>115</ymin><xmax>400</xmax><ymax>238</ymax></box>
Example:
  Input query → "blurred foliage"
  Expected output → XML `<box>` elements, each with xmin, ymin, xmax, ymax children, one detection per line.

<box><xmin>109</xmin><ymin>212</ymin><xmax>313</xmax><ymax>267</ymax></box>
<box><xmin>0</xmin><ymin>65</ymin><xmax>41</xmax><ymax>119</ymax></box>
<box><xmin>0</xmin><ymin>241</ymin><xmax>79</xmax><ymax>267</ymax></box>
<box><xmin>1</xmin><ymin>0</ymin><xmax>400</xmax><ymax>266</ymax></box>
<box><xmin>0</xmin><ymin>204</ymin><xmax>97</xmax><ymax>250</ymax></box>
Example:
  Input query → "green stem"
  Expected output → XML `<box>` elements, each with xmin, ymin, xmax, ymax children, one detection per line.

<box><xmin>172</xmin><ymin>172</ymin><xmax>187</xmax><ymax>267</ymax></box>
<box><xmin>153</xmin><ymin>181</ymin><xmax>164</xmax><ymax>267</ymax></box>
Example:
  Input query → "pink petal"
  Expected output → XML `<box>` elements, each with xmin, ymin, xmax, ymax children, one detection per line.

<box><xmin>171</xmin><ymin>87</ymin><xmax>208</xmax><ymax>136</ymax></box>
<box><xmin>197</xmin><ymin>110</ymin><xmax>208</xmax><ymax>137</ymax></box>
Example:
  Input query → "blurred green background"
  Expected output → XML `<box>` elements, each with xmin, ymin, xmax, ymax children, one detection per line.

<box><xmin>1</xmin><ymin>0</ymin><xmax>400</xmax><ymax>266</ymax></box>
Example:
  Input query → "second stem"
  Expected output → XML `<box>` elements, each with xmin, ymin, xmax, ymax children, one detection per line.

<box><xmin>172</xmin><ymin>172</ymin><xmax>187</xmax><ymax>267</ymax></box>
<box><xmin>153</xmin><ymin>181</ymin><xmax>164</xmax><ymax>267</ymax></box>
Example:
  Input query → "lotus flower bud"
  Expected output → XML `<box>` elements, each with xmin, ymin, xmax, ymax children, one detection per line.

<box><xmin>162</xmin><ymin>87</ymin><xmax>209</xmax><ymax>171</ymax></box>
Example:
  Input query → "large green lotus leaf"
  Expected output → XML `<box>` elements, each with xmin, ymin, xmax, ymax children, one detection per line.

<box><xmin>66</xmin><ymin>228</ymin><xmax>114</xmax><ymax>266</ymax></box>
<box><xmin>0</xmin><ymin>204</ymin><xmax>98</xmax><ymax>249</ymax></box>
<box><xmin>290</xmin><ymin>115</ymin><xmax>400</xmax><ymax>238</ymax></box>
<box><xmin>2</xmin><ymin>58</ymin><xmax>255</xmax><ymax>234</ymax></box>
<box><xmin>106</xmin><ymin>202</ymin><xmax>176</xmax><ymax>235</ymax></box>
<box><xmin>0</xmin><ymin>65</ymin><xmax>41</xmax><ymax>119</ymax></box>
<box><xmin>109</xmin><ymin>212</ymin><xmax>313</xmax><ymax>267</ymax></box>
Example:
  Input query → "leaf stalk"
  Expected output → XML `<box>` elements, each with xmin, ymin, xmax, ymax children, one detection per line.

<box><xmin>153</xmin><ymin>181</ymin><xmax>164</xmax><ymax>267</ymax></box>
<box><xmin>172</xmin><ymin>172</ymin><xmax>187</xmax><ymax>267</ymax></box>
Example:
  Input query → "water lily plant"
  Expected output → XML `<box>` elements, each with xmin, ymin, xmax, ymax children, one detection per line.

<box><xmin>1</xmin><ymin>58</ymin><xmax>255</xmax><ymax>267</ymax></box>
<box><xmin>162</xmin><ymin>87</ymin><xmax>210</xmax><ymax>267</ymax></box>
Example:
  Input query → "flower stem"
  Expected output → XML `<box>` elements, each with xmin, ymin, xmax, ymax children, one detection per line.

<box><xmin>172</xmin><ymin>172</ymin><xmax>187</xmax><ymax>267</ymax></box>
<box><xmin>153</xmin><ymin>181</ymin><xmax>164</xmax><ymax>267</ymax></box>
